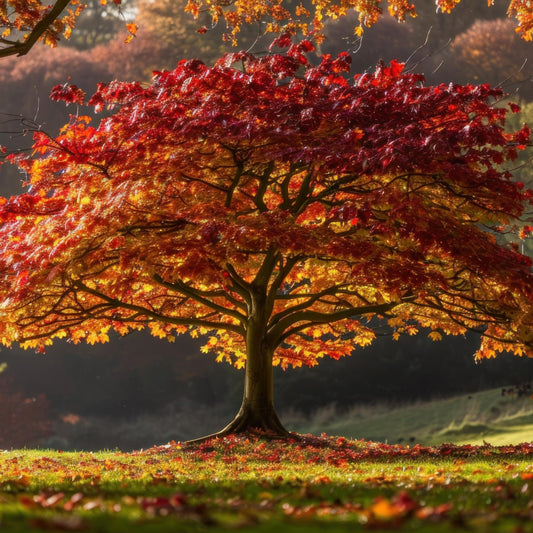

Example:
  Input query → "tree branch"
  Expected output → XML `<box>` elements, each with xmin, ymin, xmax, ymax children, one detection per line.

<box><xmin>270</xmin><ymin>297</ymin><xmax>415</xmax><ymax>347</ymax></box>
<box><xmin>152</xmin><ymin>273</ymin><xmax>246</xmax><ymax>323</ymax></box>
<box><xmin>0</xmin><ymin>0</ymin><xmax>71</xmax><ymax>58</ymax></box>
<box><xmin>265</xmin><ymin>255</ymin><xmax>300</xmax><ymax>317</ymax></box>
<box><xmin>268</xmin><ymin>284</ymin><xmax>341</xmax><ymax>331</ymax></box>
<box><xmin>73</xmin><ymin>280</ymin><xmax>245</xmax><ymax>334</ymax></box>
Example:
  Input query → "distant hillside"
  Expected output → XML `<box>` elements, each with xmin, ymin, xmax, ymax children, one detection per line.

<box><xmin>283</xmin><ymin>387</ymin><xmax>533</xmax><ymax>446</ymax></box>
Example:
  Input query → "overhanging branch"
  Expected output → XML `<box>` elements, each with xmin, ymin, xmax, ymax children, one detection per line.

<box><xmin>0</xmin><ymin>0</ymin><xmax>71</xmax><ymax>58</ymax></box>
<box><xmin>152</xmin><ymin>273</ymin><xmax>246</xmax><ymax>323</ymax></box>
<box><xmin>73</xmin><ymin>280</ymin><xmax>245</xmax><ymax>335</ymax></box>
<box><xmin>270</xmin><ymin>297</ymin><xmax>415</xmax><ymax>347</ymax></box>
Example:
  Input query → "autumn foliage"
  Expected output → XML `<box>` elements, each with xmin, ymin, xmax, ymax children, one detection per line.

<box><xmin>0</xmin><ymin>40</ymin><xmax>532</xmax><ymax>436</ymax></box>
<box><xmin>0</xmin><ymin>0</ymin><xmax>82</xmax><ymax>57</ymax></box>
<box><xmin>184</xmin><ymin>0</ymin><xmax>533</xmax><ymax>42</ymax></box>
<box><xmin>3</xmin><ymin>435</ymin><xmax>533</xmax><ymax>531</ymax></box>
<box><xmin>1</xmin><ymin>0</ymin><xmax>532</xmax><ymax>62</ymax></box>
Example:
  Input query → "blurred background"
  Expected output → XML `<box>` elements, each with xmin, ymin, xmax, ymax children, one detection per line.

<box><xmin>0</xmin><ymin>0</ymin><xmax>533</xmax><ymax>450</ymax></box>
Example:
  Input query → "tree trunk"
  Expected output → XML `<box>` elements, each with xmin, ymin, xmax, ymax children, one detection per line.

<box><xmin>219</xmin><ymin>340</ymin><xmax>288</xmax><ymax>436</ymax></box>
<box><xmin>185</xmin><ymin>288</ymin><xmax>290</xmax><ymax>444</ymax></box>
<box><xmin>186</xmin><ymin>320</ymin><xmax>289</xmax><ymax>444</ymax></box>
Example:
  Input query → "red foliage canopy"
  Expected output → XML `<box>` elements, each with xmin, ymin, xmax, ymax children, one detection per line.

<box><xmin>0</xmin><ymin>42</ymin><xmax>532</xmax><ymax>370</ymax></box>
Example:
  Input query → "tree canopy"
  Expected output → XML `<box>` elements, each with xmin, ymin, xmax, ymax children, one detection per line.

<box><xmin>0</xmin><ymin>41</ymin><xmax>532</xmax><ymax>435</ymax></box>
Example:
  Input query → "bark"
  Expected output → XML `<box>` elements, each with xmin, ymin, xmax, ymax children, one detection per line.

<box><xmin>186</xmin><ymin>313</ymin><xmax>289</xmax><ymax>444</ymax></box>
<box><xmin>219</xmin><ymin>340</ymin><xmax>288</xmax><ymax>436</ymax></box>
<box><xmin>184</xmin><ymin>272</ymin><xmax>292</xmax><ymax>444</ymax></box>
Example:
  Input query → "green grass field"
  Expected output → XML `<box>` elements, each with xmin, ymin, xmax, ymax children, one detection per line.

<box><xmin>2</xmin><ymin>388</ymin><xmax>533</xmax><ymax>532</ymax></box>
<box><xmin>1</xmin><ymin>435</ymin><xmax>533</xmax><ymax>532</ymax></box>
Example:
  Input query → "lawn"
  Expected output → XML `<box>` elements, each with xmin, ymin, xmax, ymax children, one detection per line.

<box><xmin>1</xmin><ymin>435</ymin><xmax>533</xmax><ymax>532</ymax></box>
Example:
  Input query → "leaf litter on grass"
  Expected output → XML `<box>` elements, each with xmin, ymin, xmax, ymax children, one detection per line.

<box><xmin>2</xmin><ymin>434</ymin><xmax>533</xmax><ymax>532</ymax></box>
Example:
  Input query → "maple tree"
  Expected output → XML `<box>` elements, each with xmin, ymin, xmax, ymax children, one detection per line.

<box><xmin>0</xmin><ymin>40</ymin><xmax>532</xmax><ymax>439</ymax></box>
<box><xmin>0</xmin><ymin>44</ymin><xmax>112</xmax><ymax>199</ymax></box>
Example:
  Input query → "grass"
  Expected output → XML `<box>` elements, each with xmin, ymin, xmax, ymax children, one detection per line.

<box><xmin>284</xmin><ymin>387</ymin><xmax>533</xmax><ymax>446</ymax></box>
<box><xmin>1</xmin><ymin>435</ymin><xmax>533</xmax><ymax>532</ymax></box>
<box><xmin>4</xmin><ymin>387</ymin><xmax>533</xmax><ymax>531</ymax></box>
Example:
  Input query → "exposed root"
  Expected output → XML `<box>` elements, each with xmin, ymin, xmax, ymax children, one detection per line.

<box><xmin>183</xmin><ymin>404</ymin><xmax>293</xmax><ymax>446</ymax></box>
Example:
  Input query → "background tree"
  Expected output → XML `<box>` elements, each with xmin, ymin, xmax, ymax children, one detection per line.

<box><xmin>447</xmin><ymin>18</ymin><xmax>533</xmax><ymax>101</ymax></box>
<box><xmin>135</xmin><ymin>0</ymin><xmax>229</xmax><ymax>63</ymax></box>
<box><xmin>89</xmin><ymin>0</ymin><xmax>240</xmax><ymax>81</ymax></box>
<box><xmin>0</xmin><ymin>375</ymin><xmax>51</xmax><ymax>448</ymax></box>
<box><xmin>89</xmin><ymin>28</ymin><xmax>174</xmax><ymax>82</ymax></box>
<box><xmin>320</xmin><ymin>6</ymin><xmax>530</xmax><ymax>93</ymax></box>
<box><xmin>404</xmin><ymin>1</ymin><xmax>508</xmax><ymax>48</ymax></box>
<box><xmin>0</xmin><ymin>42</ymin><xmax>532</xmax><ymax>439</ymax></box>
<box><xmin>0</xmin><ymin>0</ymin><xmax>135</xmax><ymax>59</ymax></box>
<box><xmin>320</xmin><ymin>13</ymin><xmax>419</xmax><ymax>72</ymax></box>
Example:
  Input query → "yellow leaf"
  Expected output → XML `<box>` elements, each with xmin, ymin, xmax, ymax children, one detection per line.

<box><xmin>87</xmin><ymin>332</ymin><xmax>99</xmax><ymax>345</ymax></box>
<box><xmin>149</xmin><ymin>322</ymin><xmax>167</xmax><ymax>338</ymax></box>
<box><xmin>370</xmin><ymin>498</ymin><xmax>400</xmax><ymax>521</ymax></box>
<box><xmin>429</xmin><ymin>331</ymin><xmax>443</xmax><ymax>342</ymax></box>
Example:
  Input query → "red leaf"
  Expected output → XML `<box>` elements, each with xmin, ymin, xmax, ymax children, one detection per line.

<box><xmin>269</xmin><ymin>32</ymin><xmax>293</xmax><ymax>50</ymax></box>
<box><xmin>50</xmin><ymin>83</ymin><xmax>85</xmax><ymax>106</ymax></box>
